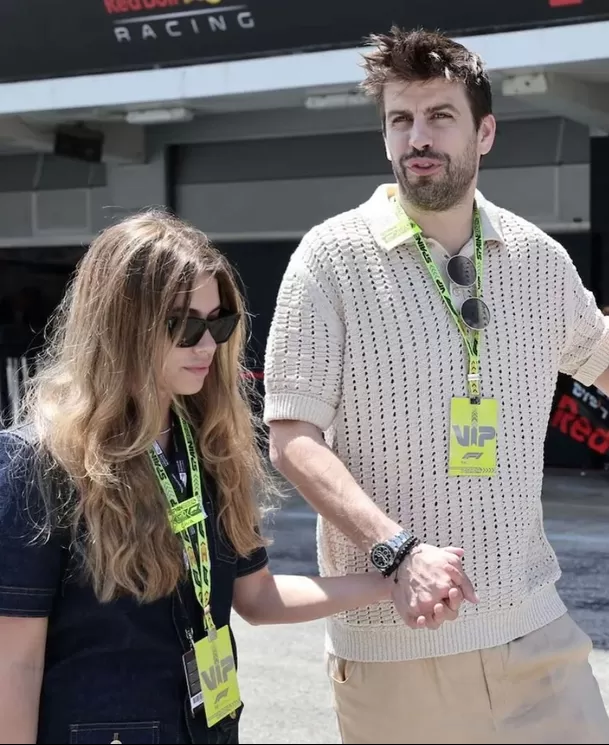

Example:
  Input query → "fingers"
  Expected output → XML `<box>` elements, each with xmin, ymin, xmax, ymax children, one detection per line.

<box><xmin>436</xmin><ymin>601</ymin><xmax>458</xmax><ymax>622</ymax></box>
<box><xmin>411</xmin><ymin>584</ymin><xmax>464</xmax><ymax>630</ymax></box>
<box><xmin>447</xmin><ymin>586</ymin><xmax>463</xmax><ymax>612</ymax></box>
<box><xmin>393</xmin><ymin>544</ymin><xmax>479</xmax><ymax>631</ymax></box>
<box><xmin>415</xmin><ymin>613</ymin><xmax>438</xmax><ymax>630</ymax></box>
<box><xmin>444</xmin><ymin>563</ymin><xmax>479</xmax><ymax>604</ymax></box>
<box><xmin>405</xmin><ymin>581</ymin><xmax>468</xmax><ymax>631</ymax></box>
<box><xmin>442</xmin><ymin>548</ymin><xmax>479</xmax><ymax>605</ymax></box>
<box><xmin>444</xmin><ymin>546</ymin><xmax>465</xmax><ymax>557</ymax></box>
<box><xmin>444</xmin><ymin>551</ymin><xmax>465</xmax><ymax>568</ymax></box>
<box><xmin>460</xmin><ymin>574</ymin><xmax>480</xmax><ymax>604</ymax></box>
<box><xmin>414</xmin><ymin>599</ymin><xmax>459</xmax><ymax>630</ymax></box>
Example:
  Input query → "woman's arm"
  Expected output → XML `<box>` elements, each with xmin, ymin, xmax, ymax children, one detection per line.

<box><xmin>0</xmin><ymin>616</ymin><xmax>47</xmax><ymax>744</ymax></box>
<box><xmin>0</xmin><ymin>433</ymin><xmax>62</xmax><ymax>744</ymax></box>
<box><xmin>233</xmin><ymin>566</ymin><xmax>391</xmax><ymax>625</ymax></box>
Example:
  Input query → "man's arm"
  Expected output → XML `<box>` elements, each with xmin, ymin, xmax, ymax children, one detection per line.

<box><xmin>594</xmin><ymin>366</ymin><xmax>609</xmax><ymax>397</ymax></box>
<box><xmin>269</xmin><ymin>420</ymin><xmax>402</xmax><ymax>552</ymax></box>
<box><xmin>269</xmin><ymin>419</ymin><xmax>477</xmax><ymax>628</ymax></box>
<box><xmin>558</xmin><ymin>248</ymin><xmax>609</xmax><ymax>390</ymax></box>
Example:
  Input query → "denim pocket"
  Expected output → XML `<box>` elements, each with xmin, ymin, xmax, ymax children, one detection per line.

<box><xmin>68</xmin><ymin>721</ymin><xmax>160</xmax><ymax>744</ymax></box>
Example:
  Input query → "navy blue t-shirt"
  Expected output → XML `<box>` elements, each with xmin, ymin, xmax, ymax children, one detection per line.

<box><xmin>0</xmin><ymin>427</ymin><xmax>268</xmax><ymax>744</ymax></box>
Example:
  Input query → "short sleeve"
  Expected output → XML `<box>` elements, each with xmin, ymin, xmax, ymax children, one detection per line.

<box><xmin>263</xmin><ymin>228</ymin><xmax>345</xmax><ymax>432</ymax></box>
<box><xmin>0</xmin><ymin>431</ymin><xmax>62</xmax><ymax>617</ymax></box>
<box><xmin>236</xmin><ymin>545</ymin><xmax>269</xmax><ymax>578</ymax></box>
<box><xmin>559</xmin><ymin>254</ymin><xmax>609</xmax><ymax>387</ymax></box>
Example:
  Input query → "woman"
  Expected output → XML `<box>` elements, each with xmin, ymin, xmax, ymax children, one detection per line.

<box><xmin>0</xmin><ymin>210</ymin><xmax>393</xmax><ymax>745</ymax></box>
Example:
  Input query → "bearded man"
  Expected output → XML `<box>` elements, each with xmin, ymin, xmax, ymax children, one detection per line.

<box><xmin>263</xmin><ymin>26</ymin><xmax>609</xmax><ymax>745</ymax></box>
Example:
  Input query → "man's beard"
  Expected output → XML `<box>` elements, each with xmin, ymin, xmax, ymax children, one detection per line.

<box><xmin>393</xmin><ymin>137</ymin><xmax>479</xmax><ymax>212</ymax></box>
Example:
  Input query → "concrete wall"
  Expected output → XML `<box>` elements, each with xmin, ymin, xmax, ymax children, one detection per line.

<box><xmin>177</xmin><ymin>165</ymin><xmax>589</xmax><ymax>241</ymax></box>
<box><xmin>0</xmin><ymin>110</ymin><xmax>592</xmax><ymax>246</ymax></box>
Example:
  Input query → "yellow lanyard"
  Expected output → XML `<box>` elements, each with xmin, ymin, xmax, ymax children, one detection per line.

<box><xmin>149</xmin><ymin>417</ymin><xmax>215</xmax><ymax>632</ymax></box>
<box><xmin>395</xmin><ymin>200</ymin><xmax>485</xmax><ymax>402</ymax></box>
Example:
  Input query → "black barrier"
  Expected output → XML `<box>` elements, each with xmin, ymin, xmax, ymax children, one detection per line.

<box><xmin>0</xmin><ymin>0</ymin><xmax>607</xmax><ymax>84</ymax></box>
<box><xmin>545</xmin><ymin>373</ymin><xmax>609</xmax><ymax>470</ymax></box>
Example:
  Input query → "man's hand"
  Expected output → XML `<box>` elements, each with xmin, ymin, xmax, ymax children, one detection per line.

<box><xmin>390</xmin><ymin>543</ymin><xmax>478</xmax><ymax>630</ymax></box>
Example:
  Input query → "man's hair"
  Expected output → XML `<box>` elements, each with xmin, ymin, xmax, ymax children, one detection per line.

<box><xmin>360</xmin><ymin>26</ymin><xmax>492</xmax><ymax>129</ymax></box>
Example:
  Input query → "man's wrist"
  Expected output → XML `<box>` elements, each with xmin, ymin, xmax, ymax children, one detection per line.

<box><xmin>384</xmin><ymin>533</ymin><xmax>420</xmax><ymax>578</ymax></box>
<box><xmin>364</xmin><ymin>518</ymin><xmax>405</xmax><ymax>550</ymax></box>
<box><xmin>369</xmin><ymin>529</ymin><xmax>420</xmax><ymax>578</ymax></box>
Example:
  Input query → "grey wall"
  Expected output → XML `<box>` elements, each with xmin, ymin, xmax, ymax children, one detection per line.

<box><xmin>174</xmin><ymin>116</ymin><xmax>591</xmax><ymax>239</ymax></box>
<box><xmin>0</xmin><ymin>150</ymin><xmax>167</xmax><ymax>247</ymax></box>
<box><xmin>0</xmin><ymin>112</ymin><xmax>592</xmax><ymax>246</ymax></box>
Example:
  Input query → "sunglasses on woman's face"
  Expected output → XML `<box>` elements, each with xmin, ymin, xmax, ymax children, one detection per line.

<box><xmin>167</xmin><ymin>309</ymin><xmax>240</xmax><ymax>348</ymax></box>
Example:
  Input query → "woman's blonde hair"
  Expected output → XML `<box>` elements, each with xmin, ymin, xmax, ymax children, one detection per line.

<box><xmin>20</xmin><ymin>209</ymin><xmax>273</xmax><ymax>603</ymax></box>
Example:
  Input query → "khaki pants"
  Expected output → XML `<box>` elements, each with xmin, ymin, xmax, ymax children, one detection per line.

<box><xmin>327</xmin><ymin>614</ymin><xmax>609</xmax><ymax>744</ymax></box>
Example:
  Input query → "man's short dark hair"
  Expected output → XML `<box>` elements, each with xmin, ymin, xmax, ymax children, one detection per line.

<box><xmin>360</xmin><ymin>27</ymin><xmax>493</xmax><ymax>129</ymax></box>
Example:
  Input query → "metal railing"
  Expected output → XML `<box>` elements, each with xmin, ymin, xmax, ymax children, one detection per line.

<box><xmin>0</xmin><ymin>353</ymin><xmax>37</xmax><ymax>428</ymax></box>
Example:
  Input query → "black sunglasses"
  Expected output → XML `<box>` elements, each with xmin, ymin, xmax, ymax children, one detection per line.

<box><xmin>167</xmin><ymin>309</ymin><xmax>240</xmax><ymax>347</ymax></box>
<box><xmin>446</xmin><ymin>255</ymin><xmax>491</xmax><ymax>331</ymax></box>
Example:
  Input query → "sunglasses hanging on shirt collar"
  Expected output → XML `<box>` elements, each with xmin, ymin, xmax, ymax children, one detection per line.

<box><xmin>167</xmin><ymin>309</ymin><xmax>240</xmax><ymax>347</ymax></box>
<box><xmin>446</xmin><ymin>255</ymin><xmax>491</xmax><ymax>332</ymax></box>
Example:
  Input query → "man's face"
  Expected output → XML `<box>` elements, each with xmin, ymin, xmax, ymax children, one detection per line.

<box><xmin>383</xmin><ymin>77</ymin><xmax>496</xmax><ymax>212</ymax></box>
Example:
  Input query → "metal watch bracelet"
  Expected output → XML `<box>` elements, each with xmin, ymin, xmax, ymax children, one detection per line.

<box><xmin>383</xmin><ymin>534</ymin><xmax>420</xmax><ymax>578</ymax></box>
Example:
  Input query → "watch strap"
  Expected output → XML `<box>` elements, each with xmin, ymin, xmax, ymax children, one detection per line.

<box><xmin>382</xmin><ymin>533</ymin><xmax>420</xmax><ymax>578</ymax></box>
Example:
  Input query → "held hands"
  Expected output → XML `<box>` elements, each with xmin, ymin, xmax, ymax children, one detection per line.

<box><xmin>390</xmin><ymin>543</ymin><xmax>478</xmax><ymax>631</ymax></box>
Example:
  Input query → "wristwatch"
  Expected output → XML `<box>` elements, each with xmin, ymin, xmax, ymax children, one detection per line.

<box><xmin>369</xmin><ymin>530</ymin><xmax>420</xmax><ymax>577</ymax></box>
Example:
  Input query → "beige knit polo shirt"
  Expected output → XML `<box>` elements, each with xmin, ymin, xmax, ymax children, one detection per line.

<box><xmin>263</xmin><ymin>183</ymin><xmax>609</xmax><ymax>663</ymax></box>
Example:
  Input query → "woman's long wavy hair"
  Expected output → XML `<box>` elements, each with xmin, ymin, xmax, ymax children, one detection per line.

<box><xmin>20</xmin><ymin>209</ymin><xmax>273</xmax><ymax>603</ymax></box>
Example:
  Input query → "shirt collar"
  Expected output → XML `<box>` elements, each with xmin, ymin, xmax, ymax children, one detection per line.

<box><xmin>360</xmin><ymin>183</ymin><xmax>505</xmax><ymax>252</ymax></box>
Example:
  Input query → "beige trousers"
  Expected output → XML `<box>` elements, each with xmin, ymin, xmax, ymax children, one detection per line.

<box><xmin>327</xmin><ymin>614</ymin><xmax>609</xmax><ymax>744</ymax></box>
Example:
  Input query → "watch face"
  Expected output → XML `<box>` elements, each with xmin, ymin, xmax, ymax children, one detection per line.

<box><xmin>370</xmin><ymin>543</ymin><xmax>395</xmax><ymax>570</ymax></box>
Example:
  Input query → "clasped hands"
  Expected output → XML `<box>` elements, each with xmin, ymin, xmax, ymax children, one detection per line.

<box><xmin>390</xmin><ymin>543</ymin><xmax>478</xmax><ymax>631</ymax></box>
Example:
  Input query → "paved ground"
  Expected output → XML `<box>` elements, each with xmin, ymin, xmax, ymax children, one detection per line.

<box><xmin>233</xmin><ymin>469</ymin><xmax>609</xmax><ymax>744</ymax></box>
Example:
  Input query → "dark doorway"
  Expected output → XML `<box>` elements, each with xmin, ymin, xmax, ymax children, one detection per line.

<box><xmin>217</xmin><ymin>240</ymin><xmax>295</xmax><ymax>375</ymax></box>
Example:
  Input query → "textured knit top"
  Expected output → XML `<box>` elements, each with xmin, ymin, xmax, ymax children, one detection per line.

<box><xmin>263</xmin><ymin>183</ymin><xmax>609</xmax><ymax>663</ymax></box>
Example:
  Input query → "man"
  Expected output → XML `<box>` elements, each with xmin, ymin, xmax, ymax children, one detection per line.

<box><xmin>263</xmin><ymin>26</ymin><xmax>609</xmax><ymax>744</ymax></box>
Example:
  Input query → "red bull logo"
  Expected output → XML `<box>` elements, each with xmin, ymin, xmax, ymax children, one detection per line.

<box><xmin>104</xmin><ymin>0</ymin><xmax>222</xmax><ymax>13</ymax></box>
<box><xmin>102</xmin><ymin>0</ymin><xmax>254</xmax><ymax>44</ymax></box>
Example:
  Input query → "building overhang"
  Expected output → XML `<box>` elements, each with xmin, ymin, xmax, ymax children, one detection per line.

<box><xmin>0</xmin><ymin>19</ymin><xmax>608</xmax><ymax>161</ymax></box>
<box><xmin>0</xmin><ymin>19</ymin><xmax>606</xmax><ymax>115</ymax></box>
